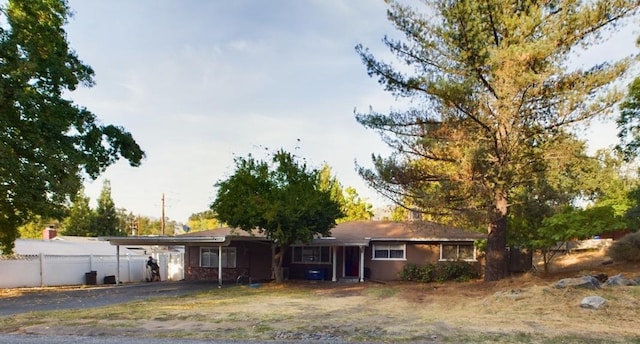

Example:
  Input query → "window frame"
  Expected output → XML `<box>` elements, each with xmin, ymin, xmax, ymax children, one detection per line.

<box><xmin>372</xmin><ymin>243</ymin><xmax>406</xmax><ymax>261</ymax></box>
<box><xmin>439</xmin><ymin>243</ymin><xmax>476</xmax><ymax>261</ymax></box>
<box><xmin>291</xmin><ymin>246</ymin><xmax>332</xmax><ymax>264</ymax></box>
<box><xmin>200</xmin><ymin>247</ymin><xmax>237</xmax><ymax>268</ymax></box>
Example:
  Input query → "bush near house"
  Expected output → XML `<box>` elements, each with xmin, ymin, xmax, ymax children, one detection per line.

<box><xmin>607</xmin><ymin>231</ymin><xmax>640</xmax><ymax>263</ymax></box>
<box><xmin>399</xmin><ymin>261</ymin><xmax>479</xmax><ymax>282</ymax></box>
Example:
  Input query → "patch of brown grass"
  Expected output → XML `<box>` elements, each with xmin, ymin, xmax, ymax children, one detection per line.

<box><xmin>2</xmin><ymin>250</ymin><xmax>639</xmax><ymax>343</ymax></box>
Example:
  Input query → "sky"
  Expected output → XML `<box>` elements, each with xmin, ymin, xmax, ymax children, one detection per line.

<box><xmin>62</xmin><ymin>1</ymin><xmax>638</xmax><ymax>224</ymax></box>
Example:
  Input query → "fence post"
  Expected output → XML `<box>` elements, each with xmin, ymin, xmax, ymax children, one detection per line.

<box><xmin>39</xmin><ymin>253</ymin><xmax>44</xmax><ymax>287</ymax></box>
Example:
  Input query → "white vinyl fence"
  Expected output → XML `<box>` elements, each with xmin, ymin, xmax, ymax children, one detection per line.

<box><xmin>0</xmin><ymin>252</ymin><xmax>184</xmax><ymax>288</ymax></box>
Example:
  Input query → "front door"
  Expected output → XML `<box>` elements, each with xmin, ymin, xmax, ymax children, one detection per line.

<box><xmin>344</xmin><ymin>246</ymin><xmax>359</xmax><ymax>277</ymax></box>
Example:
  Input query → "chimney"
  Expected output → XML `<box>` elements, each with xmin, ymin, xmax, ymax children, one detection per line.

<box><xmin>43</xmin><ymin>226</ymin><xmax>57</xmax><ymax>240</ymax></box>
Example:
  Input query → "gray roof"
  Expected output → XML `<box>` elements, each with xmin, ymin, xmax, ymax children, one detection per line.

<box><xmin>100</xmin><ymin>221</ymin><xmax>485</xmax><ymax>247</ymax></box>
<box><xmin>12</xmin><ymin>237</ymin><xmax>138</xmax><ymax>255</ymax></box>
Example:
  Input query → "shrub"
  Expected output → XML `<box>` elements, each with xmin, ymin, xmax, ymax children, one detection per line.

<box><xmin>399</xmin><ymin>261</ymin><xmax>478</xmax><ymax>282</ymax></box>
<box><xmin>435</xmin><ymin>261</ymin><xmax>479</xmax><ymax>282</ymax></box>
<box><xmin>399</xmin><ymin>263</ymin><xmax>435</xmax><ymax>282</ymax></box>
<box><xmin>607</xmin><ymin>231</ymin><xmax>640</xmax><ymax>262</ymax></box>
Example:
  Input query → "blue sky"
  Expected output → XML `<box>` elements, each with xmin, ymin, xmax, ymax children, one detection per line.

<box><xmin>63</xmin><ymin>1</ymin><xmax>637</xmax><ymax>223</ymax></box>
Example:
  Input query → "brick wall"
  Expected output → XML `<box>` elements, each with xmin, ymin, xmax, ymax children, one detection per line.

<box><xmin>185</xmin><ymin>266</ymin><xmax>249</xmax><ymax>282</ymax></box>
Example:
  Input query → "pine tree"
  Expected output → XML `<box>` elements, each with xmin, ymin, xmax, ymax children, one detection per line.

<box><xmin>356</xmin><ymin>0</ymin><xmax>638</xmax><ymax>280</ymax></box>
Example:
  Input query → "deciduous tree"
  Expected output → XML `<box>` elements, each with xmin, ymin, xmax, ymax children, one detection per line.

<box><xmin>0</xmin><ymin>0</ymin><xmax>144</xmax><ymax>253</ymax></box>
<box><xmin>318</xmin><ymin>164</ymin><xmax>374</xmax><ymax>222</ymax></box>
<box><xmin>187</xmin><ymin>210</ymin><xmax>220</xmax><ymax>232</ymax></box>
<box><xmin>355</xmin><ymin>0</ymin><xmax>638</xmax><ymax>280</ymax></box>
<box><xmin>211</xmin><ymin>150</ymin><xmax>343</xmax><ymax>283</ymax></box>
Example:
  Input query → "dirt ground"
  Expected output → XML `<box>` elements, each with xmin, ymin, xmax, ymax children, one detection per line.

<box><xmin>1</xmin><ymin>250</ymin><xmax>639</xmax><ymax>343</ymax></box>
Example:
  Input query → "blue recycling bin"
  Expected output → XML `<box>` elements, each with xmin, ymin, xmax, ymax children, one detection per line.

<box><xmin>305</xmin><ymin>268</ymin><xmax>326</xmax><ymax>280</ymax></box>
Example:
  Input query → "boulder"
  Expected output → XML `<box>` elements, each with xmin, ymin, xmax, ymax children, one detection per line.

<box><xmin>604</xmin><ymin>274</ymin><xmax>637</xmax><ymax>287</ymax></box>
<box><xmin>590</xmin><ymin>273</ymin><xmax>608</xmax><ymax>283</ymax></box>
<box><xmin>580</xmin><ymin>296</ymin><xmax>607</xmax><ymax>309</ymax></box>
<box><xmin>553</xmin><ymin>275</ymin><xmax>600</xmax><ymax>289</ymax></box>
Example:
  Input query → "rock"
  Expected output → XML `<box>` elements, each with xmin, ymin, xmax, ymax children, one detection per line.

<box><xmin>553</xmin><ymin>276</ymin><xmax>600</xmax><ymax>289</ymax></box>
<box><xmin>601</xmin><ymin>257</ymin><xmax>614</xmax><ymax>265</ymax></box>
<box><xmin>590</xmin><ymin>273</ymin><xmax>608</xmax><ymax>283</ymax></box>
<box><xmin>580</xmin><ymin>296</ymin><xmax>606</xmax><ymax>309</ymax></box>
<box><xmin>604</xmin><ymin>273</ymin><xmax>637</xmax><ymax>286</ymax></box>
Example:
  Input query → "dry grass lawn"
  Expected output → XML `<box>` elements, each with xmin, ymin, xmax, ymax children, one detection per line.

<box><xmin>1</xmin><ymin>249</ymin><xmax>640</xmax><ymax>343</ymax></box>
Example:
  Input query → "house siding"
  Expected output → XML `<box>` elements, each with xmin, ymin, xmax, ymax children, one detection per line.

<box><xmin>365</xmin><ymin>243</ymin><xmax>440</xmax><ymax>281</ymax></box>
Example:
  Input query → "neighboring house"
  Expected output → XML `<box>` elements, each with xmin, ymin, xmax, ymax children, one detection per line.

<box><xmin>101</xmin><ymin>221</ymin><xmax>485</xmax><ymax>284</ymax></box>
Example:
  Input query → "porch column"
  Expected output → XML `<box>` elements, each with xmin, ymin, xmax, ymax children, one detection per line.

<box><xmin>359</xmin><ymin>245</ymin><xmax>365</xmax><ymax>282</ymax></box>
<box><xmin>116</xmin><ymin>245</ymin><xmax>121</xmax><ymax>285</ymax></box>
<box><xmin>332</xmin><ymin>246</ymin><xmax>337</xmax><ymax>282</ymax></box>
<box><xmin>218</xmin><ymin>245</ymin><xmax>223</xmax><ymax>287</ymax></box>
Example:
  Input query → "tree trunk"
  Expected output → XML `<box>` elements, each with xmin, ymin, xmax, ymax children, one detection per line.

<box><xmin>485</xmin><ymin>191</ymin><xmax>508</xmax><ymax>281</ymax></box>
<box><xmin>271</xmin><ymin>244</ymin><xmax>288</xmax><ymax>283</ymax></box>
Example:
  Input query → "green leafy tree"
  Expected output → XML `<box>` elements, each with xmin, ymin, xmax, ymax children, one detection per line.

<box><xmin>507</xmin><ymin>135</ymin><xmax>595</xmax><ymax>244</ymax></box>
<box><xmin>62</xmin><ymin>189</ymin><xmax>94</xmax><ymax>236</ymax></box>
<box><xmin>618</xmin><ymin>75</ymin><xmax>640</xmax><ymax>159</ymax></box>
<box><xmin>318</xmin><ymin>164</ymin><xmax>374</xmax><ymax>222</ymax></box>
<box><xmin>211</xmin><ymin>150</ymin><xmax>343</xmax><ymax>283</ymax></box>
<box><xmin>187</xmin><ymin>210</ymin><xmax>220</xmax><ymax>232</ymax></box>
<box><xmin>509</xmin><ymin>143</ymin><xmax>637</xmax><ymax>271</ymax></box>
<box><xmin>135</xmin><ymin>216</ymin><xmax>161</xmax><ymax>236</ymax></box>
<box><xmin>0</xmin><ymin>0</ymin><xmax>144</xmax><ymax>253</ymax></box>
<box><xmin>355</xmin><ymin>0</ymin><xmax>637</xmax><ymax>280</ymax></box>
<box><xmin>318</xmin><ymin>164</ymin><xmax>346</xmax><ymax>206</ymax></box>
<box><xmin>18</xmin><ymin>217</ymin><xmax>59</xmax><ymax>239</ymax></box>
<box><xmin>91</xmin><ymin>180</ymin><xmax>123</xmax><ymax>236</ymax></box>
<box><xmin>341</xmin><ymin>187</ymin><xmax>374</xmax><ymax>222</ymax></box>
<box><xmin>534</xmin><ymin>205</ymin><xmax>627</xmax><ymax>272</ymax></box>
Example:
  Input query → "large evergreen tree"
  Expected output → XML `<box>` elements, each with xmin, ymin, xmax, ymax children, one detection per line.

<box><xmin>0</xmin><ymin>0</ymin><xmax>144</xmax><ymax>253</ymax></box>
<box><xmin>92</xmin><ymin>180</ymin><xmax>122</xmax><ymax>236</ymax></box>
<box><xmin>355</xmin><ymin>0</ymin><xmax>638</xmax><ymax>280</ymax></box>
<box><xmin>63</xmin><ymin>188</ymin><xmax>94</xmax><ymax>236</ymax></box>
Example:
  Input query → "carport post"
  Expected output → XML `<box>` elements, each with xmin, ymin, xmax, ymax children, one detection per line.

<box><xmin>218</xmin><ymin>245</ymin><xmax>223</xmax><ymax>287</ymax></box>
<box><xmin>359</xmin><ymin>245</ymin><xmax>365</xmax><ymax>282</ymax></box>
<box><xmin>332</xmin><ymin>247</ymin><xmax>337</xmax><ymax>282</ymax></box>
<box><xmin>116</xmin><ymin>245</ymin><xmax>120</xmax><ymax>285</ymax></box>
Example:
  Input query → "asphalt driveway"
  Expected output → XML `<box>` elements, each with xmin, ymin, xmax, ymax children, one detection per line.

<box><xmin>0</xmin><ymin>281</ymin><xmax>220</xmax><ymax>316</ymax></box>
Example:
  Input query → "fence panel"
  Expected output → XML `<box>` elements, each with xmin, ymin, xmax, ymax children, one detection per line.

<box><xmin>42</xmin><ymin>255</ymin><xmax>92</xmax><ymax>286</ymax></box>
<box><xmin>1</xmin><ymin>253</ymin><xmax>182</xmax><ymax>288</ymax></box>
<box><xmin>0</xmin><ymin>255</ymin><xmax>41</xmax><ymax>288</ymax></box>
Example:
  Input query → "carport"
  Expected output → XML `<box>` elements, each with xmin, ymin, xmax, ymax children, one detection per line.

<box><xmin>99</xmin><ymin>235</ymin><xmax>230</xmax><ymax>286</ymax></box>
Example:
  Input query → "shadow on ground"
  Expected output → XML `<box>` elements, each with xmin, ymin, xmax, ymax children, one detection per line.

<box><xmin>0</xmin><ymin>281</ymin><xmax>223</xmax><ymax>316</ymax></box>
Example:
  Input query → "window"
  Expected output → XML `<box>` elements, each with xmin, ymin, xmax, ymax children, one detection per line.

<box><xmin>291</xmin><ymin>246</ymin><xmax>331</xmax><ymax>264</ymax></box>
<box><xmin>200</xmin><ymin>247</ymin><xmax>236</xmax><ymax>268</ymax></box>
<box><xmin>440</xmin><ymin>244</ymin><xmax>476</xmax><ymax>261</ymax></box>
<box><xmin>372</xmin><ymin>244</ymin><xmax>406</xmax><ymax>260</ymax></box>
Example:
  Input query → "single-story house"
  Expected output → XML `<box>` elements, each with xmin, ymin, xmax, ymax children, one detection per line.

<box><xmin>101</xmin><ymin>220</ymin><xmax>485</xmax><ymax>284</ymax></box>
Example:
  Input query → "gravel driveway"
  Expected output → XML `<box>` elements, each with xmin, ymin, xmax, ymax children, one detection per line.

<box><xmin>0</xmin><ymin>281</ymin><xmax>219</xmax><ymax>316</ymax></box>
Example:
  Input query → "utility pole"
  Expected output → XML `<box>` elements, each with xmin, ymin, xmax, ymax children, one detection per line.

<box><xmin>161</xmin><ymin>193</ymin><xmax>165</xmax><ymax>236</ymax></box>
